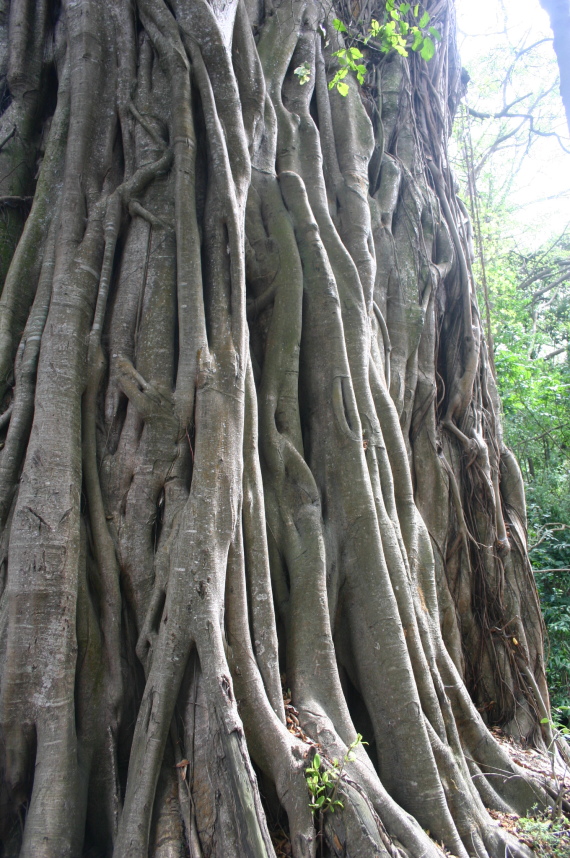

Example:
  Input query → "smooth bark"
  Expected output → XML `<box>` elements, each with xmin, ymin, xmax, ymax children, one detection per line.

<box><xmin>0</xmin><ymin>1</ymin><xmax>552</xmax><ymax>856</ymax></box>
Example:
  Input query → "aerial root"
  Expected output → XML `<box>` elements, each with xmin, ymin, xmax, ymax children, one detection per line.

<box><xmin>324</xmin><ymin>777</ymin><xmax>399</xmax><ymax>858</ymax></box>
<box><xmin>225</xmin><ymin>518</ymin><xmax>315</xmax><ymax>858</ymax></box>
<box><xmin>290</xmin><ymin>698</ymin><xmax>444</xmax><ymax>858</ymax></box>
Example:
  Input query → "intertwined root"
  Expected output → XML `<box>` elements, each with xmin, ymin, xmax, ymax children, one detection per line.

<box><xmin>0</xmin><ymin>1</ymin><xmax>550</xmax><ymax>856</ymax></box>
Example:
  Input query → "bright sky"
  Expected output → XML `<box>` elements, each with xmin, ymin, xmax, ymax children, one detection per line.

<box><xmin>455</xmin><ymin>0</ymin><xmax>552</xmax><ymax>58</ymax></box>
<box><xmin>454</xmin><ymin>0</ymin><xmax>570</xmax><ymax>247</ymax></box>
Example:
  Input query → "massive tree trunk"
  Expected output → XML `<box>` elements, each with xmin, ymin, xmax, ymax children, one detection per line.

<box><xmin>0</xmin><ymin>1</ymin><xmax>553</xmax><ymax>856</ymax></box>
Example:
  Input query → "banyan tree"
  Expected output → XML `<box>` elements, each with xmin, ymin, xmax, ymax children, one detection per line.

<box><xmin>0</xmin><ymin>0</ymin><xmax>557</xmax><ymax>856</ymax></box>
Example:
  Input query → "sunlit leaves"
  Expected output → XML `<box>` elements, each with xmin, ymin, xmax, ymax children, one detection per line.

<box><xmin>420</xmin><ymin>36</ymin><xmax>435</xmax><ymax>60</ymax></box>
<box><xmin>305</xmin><ymin>734</ymin><xmax>366</xmax><ymax>815</ymax></box>
<box><xmin>294</xmin><ymin>62</ymin><xmax>311</xmax><ymax>85</ymax></box>
<box><xmin>411</xmin><ymin>28</ymin><xmax>424</xmax><ymax>51</ymax></box>
<box><xmin>326</xmin><ymin>3</ymin><xmax>439</xmax><ymax>96</ymax></box>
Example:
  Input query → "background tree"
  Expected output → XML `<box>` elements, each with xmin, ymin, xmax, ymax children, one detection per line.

<box><xmin>539</xmin><ymin>0</ymin><xmax>570</xmax><ymax>130</ymax></box>
<box><xmin>451</xmin><ymin>4</ymin><xmax>570</xmax><ymax>718</ymax></box>
<box><xmin>486</xmin><ymin>227</ymin><xmax>570</xmax><ymax>714</ymax></box>
<box><xmin>0</xmin><ymin>1</ymin><xmax>555</xmax><ymax>857</ymax></box>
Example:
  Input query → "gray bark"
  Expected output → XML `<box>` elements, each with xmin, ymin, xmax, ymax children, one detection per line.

<box><xmin>0</xmin><ymin>1</ymin><xmax>551</xmax><ymax>856</ymax></box>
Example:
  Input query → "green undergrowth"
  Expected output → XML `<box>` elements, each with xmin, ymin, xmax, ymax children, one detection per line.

<box><xmin>515</xmin><ymin>808</ymin><xmax>570</xmax><ymax>858</ymax></box>
<box><xmin>529</xmin><ymin>510</ymin><xmax>570</xmax><ymax>720</ymax></box>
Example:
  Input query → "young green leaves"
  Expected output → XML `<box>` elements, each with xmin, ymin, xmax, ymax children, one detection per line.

<box><xmin>305</xmin><ymin>734</ymin><xmax>367</xmax><ymax>816</ymax></box>
<box><xmin>329</xmin><ymin>41</ymin><xmax>366</xmax><ymax>96</ymax></box>
<box><xmin>328</xmin><ymin>1</ymin><xmax>441</xmax><ymax>96</ymax></box>
<box><xmin>305</xmin><ymin>753</ymin><xmax>344</xmax><ymax>814</ymax></box>
<box><xmin>294</xmin><ymin>61</ymin><xmax>312</xmax><ymax>85</ymax></box>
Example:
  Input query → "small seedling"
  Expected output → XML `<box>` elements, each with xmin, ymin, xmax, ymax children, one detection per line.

<box><xmin>541</xmin><ymin>706</ymin><xmax>570</xmax><ymax>738</ymax></box>
<box><xmin>305</xmin><ymin>733</ymin><xmax>367</xmax><ymax>815</ymax></box>
<box><xmin>540</xmin><ymin>705</ymin><xmax>570</xmax><ymax>761</ymax></box>
<box><xmin>539</xmin><ymin>708</ymin><xmax>570</xmax><ymax>819</ymax></box>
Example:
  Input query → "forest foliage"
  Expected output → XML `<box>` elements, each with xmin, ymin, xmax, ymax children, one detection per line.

<box><xmin>452</xmin><ymin>4</ymin><xmax>570</xmax><ymax>715</ymax></box>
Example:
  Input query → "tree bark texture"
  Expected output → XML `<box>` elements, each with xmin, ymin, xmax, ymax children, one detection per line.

<box><xmin>0</xmin><ymin>1</ymin><xmax>553</xmax><ymax>856</ymax></box>
<box><xmin>539</xmin><ymin>0</ymin><xmax>570</xmax><ymax>132</ymax></box>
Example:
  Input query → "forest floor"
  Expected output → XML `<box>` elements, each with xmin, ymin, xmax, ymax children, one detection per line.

<box><xmin>268</xmin><ymin>725</ymin><xmax>570</xmax><ymax>858</ymax></box>
<box><xmin>486</xmin><ymin>727</ymin><xmax>570</xmax><ymax>857</ymax></box>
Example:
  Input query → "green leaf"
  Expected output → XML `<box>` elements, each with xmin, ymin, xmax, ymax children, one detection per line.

<box><xmin>413</xmin><ymin>3</ymin><xmax>419</xmax><ymax>15</ymax></box>
<box><xmin>399</xmin><ymin>2</ymin><xmax>411</xmax><ymax>12</ymax></box>
<box><xmin>420</xmin><ymin>36</ymin><xmax>435</xmax><ymax>60</ymax></box>
<box><xmin>540</xmin><ymin>717</ymin><xmax>551</xmax><ymax>724</ymax></box>
<box><xmin>293</xmin><ymin>63</ymin><xmax>311</xmax><ymax>85</ymax></box>
<box><xmin>349</xmin><ymin>46</ymin><xmax>363</xmax><ymax>58</ymax></box>
<box><xmin>428</xmin><ymin>26</ymin><xmax>441</xmax><ymax>40</ymax></box>
<box><xmin>419</xmin><ymin>10</ymin><xmax>430</xmax><ymax>27</ymax></box>
<box><xmin>410</xmin><ymin>26</ymin><xmax>423</xmax><ymax>50</ymax></box>
<box><xmin>313</xmin><ymin>753</ymin><xmax>321</xmax><ymax>768</ymax></box>
<box><xmin>333</xmin><ymin>18</ymin><xmax>347</xmax><ymax>32</ymax></box>
<box><xmin>332</xmin><ymin>49</ymin><xmax>349</xmax><ymax>65</ymax></box>
<box><xmin>337</xmin><ymin>81</ymin><xmax>349</xmax><ymax>96</ymax></box>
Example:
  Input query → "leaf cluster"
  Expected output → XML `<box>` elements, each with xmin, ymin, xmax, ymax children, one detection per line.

<box><xmin>294</xmin><ymin>2</ymin><xmax>440</xmax><ymax>97</ymax></box>
<box><xmin>540</xmin><ymin>706</ymin><xmax>570</xmax><ymax>737</ymax></box>
<box><xmin>305</xmin><ymin>734</ymin><xmax>367</xmax><ymax>815</ymax></box>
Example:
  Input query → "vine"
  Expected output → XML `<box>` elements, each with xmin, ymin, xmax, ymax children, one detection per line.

<box><xmin>295</xmin><ymin>1</ymin><xmax>441</xmax><ymax>95</ymax></box>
